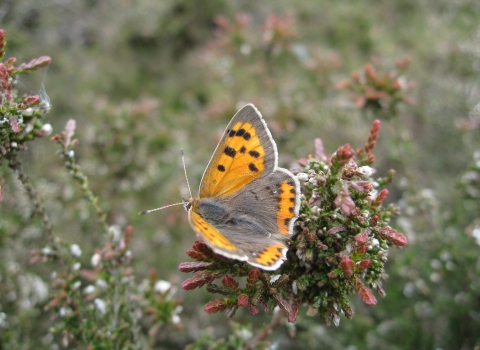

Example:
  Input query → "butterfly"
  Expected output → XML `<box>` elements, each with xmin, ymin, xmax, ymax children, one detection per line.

<box><xmin>184</xmin><ymin>104</ymin><xmax>301</xmax><ymax>270</ymax></box>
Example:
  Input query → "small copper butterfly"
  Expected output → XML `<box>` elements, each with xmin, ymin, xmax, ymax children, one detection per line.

<box><xmin>184</xmin><ymin>104</ymin><xmax>301</xmax><ymax>270</ymax></box>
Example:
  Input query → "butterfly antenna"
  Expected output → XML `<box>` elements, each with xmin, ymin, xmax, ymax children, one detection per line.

<box><xmin>138</xmin><ymin>202</ymin><xmax>184</xmax><ymax>215</ymax></box>
<box><xmin>180</xmin><ymin>148</ymin><xmax>193</xmax><ymax>199</ymax></box>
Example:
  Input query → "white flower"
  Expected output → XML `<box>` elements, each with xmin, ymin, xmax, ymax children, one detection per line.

<box><xmin>96</xmin><ymin>279</ymin><xmax>108</xmax><ymax>289</ymax></box>
<box><xmin>41</xmin><ymin>123</ymin><xmax>53</xmax><ymax>135</ymax></box>
<box><xmin>59</xmin><ymin>307</ymin><xmax>72</xmax><ymax>317</ymax></box>
<box><xmin>91</xmin><ymin>253</ymin><xmax>101</xmax><ymax>267</ymax></box>
<box><xmin>10</xmin><ymin>142</ymin><xmax>17</xmax><ymax>148</ymax></box>
<box><xmin>84</xmin><ymin>285</ymin><xmax>96</xmax><ymax>294</ymax></box>
<box><xmin>72</xmin><ymin>262</ymin><xmax>81</xmax><ymax>271</ymax></box>
<box><xmin>154</xmin><ymin>280</ymin><xmax>171</xmax><ymax>294</ymax></box>
<box><xmin>23</xmin><ymin>108</ymin><xmax>33</xmax><ymax>116</ymax></box>
<box><xmin>94</xmin><ymin>298</ymin><xmax>107</xmax><ymax>315</ymax></box>
<box><xmin>70</xmin><ymin>244</ymin><xmax>82</xmax><ymax>257</ymax></box>
<box><xmin>472</xmin><ymin>226</ymin><xmax>480</xmax><ymax>246</ymax></box>
<box><xmin>269</xmin><ymin>274</ymin><xmax>281</xmax><ymax>283</ymax></box>
<box><xmin>296</xmin><ymin>172</ymin><xmax>309</xmax><ymax>181</ymax></box>
<box><xmin>358</xmin><ymin>166</ymin><xmax>375</xmax><ymax>178</ymax></box>
<box><xmin>171</xmin><ymin>314</ymin><xmax>181</xmax><ymax>324</ymax></box>
<box><xmin>0</xmin><ymin>312</ymin><xmax>6</xmax><ymax>328</ymax></box>
<box><xmin>72</xmin><ymin>281</ymin><xmax>82</xmax><ymax>290</ymax></box>
<box><xmin>108</xmin><ymin>225</ymin><xmax>122</xmax><ymax>242</ymax></box>
<box><xmin>292</xmin><ymin>281</ymin><xmax>298</xmax><ymax>295</ymax></box>
<box><xmin>42</xmin><ymin>247</ymin><xmax>52</xmax><ymax>255</ymax></box>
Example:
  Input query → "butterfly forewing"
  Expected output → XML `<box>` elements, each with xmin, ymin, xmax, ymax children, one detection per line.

<box><xmin>199</xmin><ymin>104</ymin><xmax>277</xmax><ymax>199</ymax></box>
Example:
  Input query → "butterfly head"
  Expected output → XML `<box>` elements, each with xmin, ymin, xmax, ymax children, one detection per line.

<box><xmin>183</xmin><ymin>197</ymin><xmax>197</xmax><ymax>212</ymax></box>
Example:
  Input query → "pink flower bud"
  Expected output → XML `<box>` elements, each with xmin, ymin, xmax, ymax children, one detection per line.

<box><xmin>181</xmin><ymin>272</ymin><xmax>213</xmax><ymax>290</ymax></box>
<box><xmin>237</xmin><ymin>294</ymin><xmax>249</xmax><ymax>307</ymax></box>
<box><xmin>381</xmin><ymin>227</ymin><xmax>408</xmax><ymax>247</ymax></box>
<box><xmin>247</xmin><ymin>305</ymin><xmax>259</xmax><ymax>315</ymax></box>
<box><xmin>204</xmin><ymin>299</ymin><xmax>229</xmax><ymax>314</ymax></box>
<box><xmin>358</xmin><ymin>258</ymin><xmax>372</xmax><ymax>271</ymax></box>
<box><xmin>222</xmin><ymin>275</ymin><xmax>239</xmax><ymax>291</ymax></box>
<box><xmin>335</xmin><ymin>189</ymin><xmax>356</xmax><ymax>216</ymax></box>
<box><xmin>288</xmin><ymin>304</ymin><xmax>298</xmax><ymax>323</ymax></box>
<box><xmin>178</xmin><ymin>262</ymin><xmax>211</xmax><ymax>272</ymax></box>
<box><xmin>246</xmin><ymin>269</ymin><xmax>260</xmax><ymax>289</ymax></box>
<box><xmin>355</xmin><ymin>230</ymin><xmax>370</xmax><ymax>244</ymax></box>
<box><xmin>354</xmin><ymin>279</ymin><xmax>377</xmax><ymax>306</ymax></box>
<box><xmin>339</xmin><ymin>256</ymin><xmax>355</xmax><ymax>277</ymax></box>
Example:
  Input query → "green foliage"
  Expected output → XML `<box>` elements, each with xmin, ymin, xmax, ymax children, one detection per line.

<box><xmin>1</xmin><ymin>0</ymin><xmax>480</xmax><ymax>349</ymax></box>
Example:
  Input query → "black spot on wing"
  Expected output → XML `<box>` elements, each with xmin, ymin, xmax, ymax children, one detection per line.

<box><xmin>243</xmin><ymin>132</ymin><xmax>251</xmax><ymax>140</ymax></box>
<box><xmin>249</xmin><ymin>163</ymin><xmax>259</xmax><ymax>172</ymax></box>
<box><xmin>240</xmin><ymin>146</ymin><xmax>246</xmax><ymax>154</ymax></box>
<box><xmin>236</xmin><ymin>128</ymin><xmax>245</xmax><ymax>136</ymax></box>
<box><xmin>217</xmin><ymin>164</ymin><xmax>225</xmax><ymax>172</ymax></box>
<box><xmin>249</xmin><ymin>150</ymin><xmax>260</xmax><ymax>158</ymax></box>
<box><xmin>229</xmin><ymin>129</ymin><xmax>236</xmax><ymax>137</ymax></box>
<box><xmin>224</xmin><ymin>146</ymin><xmax>236</xmax><ymax>158</ymax></box>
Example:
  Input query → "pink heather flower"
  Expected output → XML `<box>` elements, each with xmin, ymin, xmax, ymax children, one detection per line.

<box><xmin>237</xmin><ymin>294</ymin><xmax>249</xmax><ymax>307</ymax></box>
<box><xmin>335</xmin><ymin>188</ymin><xmax>356</xmax><ymax>216</ymax></box>
<box><xmin>9</xmin><ymin>116</ymin><xmax>20</xmax><ymax>133</ymax></box>
<box><xmin>288</xmin><ymin>304</ymin><xmax>299</xmax><ymax>323</ymax></box>
<box><xmin>181</xmin><ymin>272</ymin><xmax>214</xmax><ymax>290</ymax></box>
<box><xmin>204</xmin><ymin>299</ymin><xmax>230</xmax><ymax>314</ymax></box>
<box><xmin>222</xmin><ymin>275</ymin><xmax>239</xmax><ymax>291</ymax></box>
<box><xmin>178</xmin><ymin>262</ymin><xmax>211</xmax><ymax>272</ymax></box>
<box><xmin>381</xmin><ymin>227</ymin><xmax>408</xmax><ymax>247</ymax></box>
<box><xmin>355</xmin><ymin>230</ymin><xmax>370</xmax><ymax>244</ymax></box>
<box><xmin>186</xmin><ymin>241</ymin><xmax>214</xmax><ymax>262</ymax></box>
<box><xmin>315</xmin><ymin>138</ymin><xmax>325</xmax><ymax>159</ymax></box>
<box><xmin>358</xmin><ymin>258</ymin><xmax>372</xmax><ymax>271</ymax></box>
<box><xmin>354</xmin><ymin>279</ymin><xmax>377</xmax><ymax>306</ymax></box>
<box><xmin>246</xmin><ymin>269</ymin><xmax>261</xmax><ymax>290</ymax></box>
<box><xmin>328</xmin><ymin>225</ymin><xmax>346</xmax><ymax>235</ymax></box>
<box><xmin>65</xmin><ymin>119</ymin><xmax>76</xmax><ymax>145</ymax></box>
<box><xmin>372</xmin><ymin>189</ymin><xmax>389</xmax><ymax>208</ymax></box>
<box><xmin>247</xmin><ymin>304</ymin><xmax>259</xmax><ymax>315</ymax></box>
<box><xmin>339</xmin><ymin>256</ymin><xmax>355</xmax><ymax>277</ymax></box>
<box><xmin>349</xmin><ymin>180</ymin><xmax>373</xmax><ymax>193</ymax></box>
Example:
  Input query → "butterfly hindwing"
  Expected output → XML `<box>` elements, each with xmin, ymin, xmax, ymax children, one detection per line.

<box><xmin>228</xmin><ymin>168</ymin><xmax>301</xmax><ymax>237</ymax></box>
<box><xmin>192</xmin><ymin>169</ymin><xmax>300</xmax><ymax>270</ymax></box>
<box><xmin>188</xmin><ymin>210</ymin><xmax>248</xmax><ymax>261</ymax></box>
<box><xmin>199</xmin><ymin>104</ymin><xmax>277</xmax><ymax>199</ymax></box>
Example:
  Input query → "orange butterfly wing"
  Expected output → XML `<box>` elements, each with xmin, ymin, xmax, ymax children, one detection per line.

<box><xmin>199</xmin><ymin>104</ymin><xmax>276</xmax><ymax>199</ymax></box>
<box><xmin>188</xmin><ymin>210</ymin><xmax>248</xmax><ymax>261</ymax></box>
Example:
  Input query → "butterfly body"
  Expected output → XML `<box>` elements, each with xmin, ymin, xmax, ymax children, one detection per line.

<box><xmin>187</xmin><ymin>104</ymin><xmax>300</xmax><ymax>270</ymax></box>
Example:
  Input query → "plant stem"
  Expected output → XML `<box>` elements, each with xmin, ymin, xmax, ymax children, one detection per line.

<box><xmin>246</xmin><ymin>309</ymin><xmax>286</xmax><ymax>350</ymax></box>
<box><xmin>6</xmin><ymin>151</ymin><xmax>53</xmax><ymax>239</ymax></box>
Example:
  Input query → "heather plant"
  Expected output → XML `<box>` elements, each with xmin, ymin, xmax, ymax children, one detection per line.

<box><xmin>2</xmin><ymin>0</ymin><xmax>480</xmax><ymax>348</ymax></box>
<box><xmin>0</xmin><ymin>29</ymin><xmax>182</xmax><ymax>348</ymax></box>
<box><xmin>181</xmin><ymin>119</ymin><xmax>407</xmax><ymax>347</ymax></box>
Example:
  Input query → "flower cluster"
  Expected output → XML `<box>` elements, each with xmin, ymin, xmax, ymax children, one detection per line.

<box><xmin>336</xmin><ymin>56</ymin><xmax>415</xmax><ymax>115</ymax></box>
<box><xmin>180</xmin><ymin>119</ymin><xmax>407</xmax><ymax>326</ymax></box>
<box><xmin>0</xmin><ymin>29</ymin><xmax>52</xmax><ymax>158</ymax></box>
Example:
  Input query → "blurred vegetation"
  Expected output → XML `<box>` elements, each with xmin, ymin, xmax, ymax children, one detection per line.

<box><xmin>1</xmin><ymin>0</ymin><xmax>480</xmax><ymax>349</ymax></box>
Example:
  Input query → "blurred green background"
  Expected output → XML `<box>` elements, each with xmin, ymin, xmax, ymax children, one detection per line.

<box><xmin>1</xmin><ymin>0</ymin><xmax>480</xmax><ymax>349</ymax></box>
